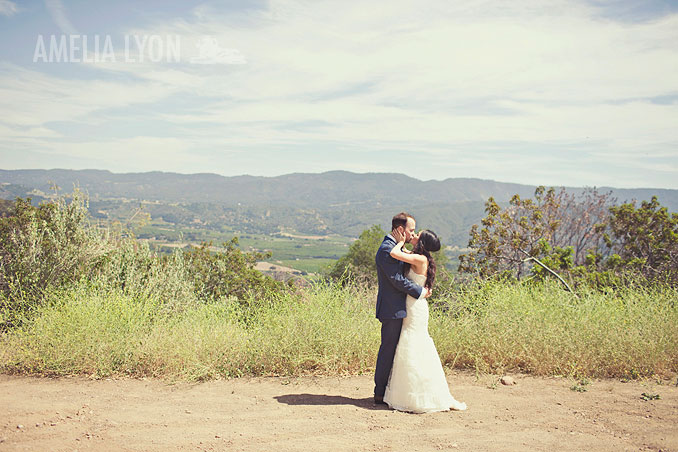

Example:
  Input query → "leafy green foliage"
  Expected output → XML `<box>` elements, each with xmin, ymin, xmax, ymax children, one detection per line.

<box><xmin>603</xmin><ymin>196</ymin><xmax>678</xmax><ymax>284</ymax></box>
<box><xmin>571</xmin><ymin>377</ymin><xmax>591</xmax><ymax>392</ymax></box>
<box><xmin>86</xmin><ymin>237</ymin><xmax>198</xmax><ymax>308</ymax></box>
<box><xmin>0</xmin><ymin>191</ymin><xmax>111</xmax><ymax>327</ymax></box>
<box><xmin>0</xmin><ymin>199</ymin><xmax>13</xmax><ymax>218</ymax></box>
<box><xmin>459</xmin><ymin>186</ymin><xmax>610</xmax><ymax>278</ymax></box>
<box><xmin>459</xmin><ymin>187</ymin><xmax>677</xmax><ymax>287</ymax></box>
<box><xmin>327</xmin><ymin>225</ymin><xmax>385</xmax><ymax>286</ymax></box>
<box><xmin>0</xmin><ymin>190</ymin><xmax>287</xmax><ymax>330</ymax></box>
<box><xmin>3</xmin><ymin>279</ymin><xmax>676</xmax><ymax>380</ymax></box>
<box><xmin>182</xmin><ymin>238</ymin><xmax>287</xmax><ymax>303</ymax></box>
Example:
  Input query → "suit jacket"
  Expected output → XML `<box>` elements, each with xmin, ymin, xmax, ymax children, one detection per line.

<box><xmin>375</xmin><ymin>234</ymin><xmax>424</xmax><ymax>320</ymax></box>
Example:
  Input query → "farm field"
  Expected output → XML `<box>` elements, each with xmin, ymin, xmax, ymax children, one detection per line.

<box><xmin>137</xmin><ymin>220</ymin><xmax>352</xmax><ymax>274</ymax></box>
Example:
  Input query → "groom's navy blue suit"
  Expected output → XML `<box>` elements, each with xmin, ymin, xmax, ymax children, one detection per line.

<box><xmin>374</xmin><ymin>234</ymin><xmax>424</xmax><ymax>398</ymax></box>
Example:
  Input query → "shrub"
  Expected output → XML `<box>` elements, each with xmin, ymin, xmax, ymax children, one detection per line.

<box><xmin>0</xmin><ymin>190</ymin><xmax>111</xmax><ymax>328</ymax></box>
<box><xmin>327</xmin><ymin>225</ymin><xmax>385</xmax><ymax>286</ymax></box>
<box><xmin>181</xmin><ymin>238</ymin><xmax>288</xmax><ymax>304</ymax></box>
<box><xmin>0</xmin><ymin>190</ymin><xmax>288</xmax><ymax>330</ymax></box>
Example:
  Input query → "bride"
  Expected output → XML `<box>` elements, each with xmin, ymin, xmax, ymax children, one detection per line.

<box><xmin>383</xmin><ymin>229</ymin><xmax>467</xmax><ymax>413</ymax></box>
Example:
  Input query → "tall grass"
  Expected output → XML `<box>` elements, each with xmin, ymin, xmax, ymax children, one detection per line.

<box><xmin>430</xmin><ymin>281</ymin><xmax>678</xmax><ymax>378</ymax></box>
<box><xmin>1</xmin><ymin>280</ymin><xmax>676</xmax><ymax>380</ymax></box>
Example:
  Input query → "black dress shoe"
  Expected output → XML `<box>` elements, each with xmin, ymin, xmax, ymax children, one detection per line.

<box><xmin>374</xmin><ymin>396</ymin><xmax>387</xmax><ymax>405</ymax></box>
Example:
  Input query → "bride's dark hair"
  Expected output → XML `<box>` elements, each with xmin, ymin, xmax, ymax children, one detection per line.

<box><xmin>404</xmin><ymin>229</ymin><xmax>441</xmax><ymax>289</ymax></box>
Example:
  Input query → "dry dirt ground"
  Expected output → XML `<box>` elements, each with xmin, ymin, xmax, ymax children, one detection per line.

<box><xmin>1</xmin><ymin>371</ymin><xmax>676</xmax><ymax>452</ymax></box>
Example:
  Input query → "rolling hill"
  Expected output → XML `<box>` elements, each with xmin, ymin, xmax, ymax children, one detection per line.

<box><xmin>1</xmin><ymin>169</ymin><xmax>676</xmax><ymax>247</ymax></box>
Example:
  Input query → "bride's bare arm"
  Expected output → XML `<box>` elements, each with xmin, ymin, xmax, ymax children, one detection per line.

<box><xmin>390</xmin><ymin>241</ymin><xmax>427</xmax><ymax>266</ymax></box>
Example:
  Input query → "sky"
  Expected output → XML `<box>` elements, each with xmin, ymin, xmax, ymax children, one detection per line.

<box><xmin>0</xmin><ymin>0</ymin><xmax>677</xmax><ymax>189</ymax></box>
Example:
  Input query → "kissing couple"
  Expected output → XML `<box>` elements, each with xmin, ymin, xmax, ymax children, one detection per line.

<box><xmin>373</xmin><ymin>212</ymin><xmax>467</xmax><ymax>413</ymax></box>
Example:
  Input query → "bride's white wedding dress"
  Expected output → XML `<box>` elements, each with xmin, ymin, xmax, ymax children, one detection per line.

<box><xmin>383</xmin><ymin>269</ymin><xmax>467</xmax><ymax>413</ymax></box>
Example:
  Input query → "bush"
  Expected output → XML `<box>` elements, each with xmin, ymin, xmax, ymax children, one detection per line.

<box><xmin>182</xmin><ymin>238</ymin><xmax>288</xmax><ymax>304</ymax></box>
<box><xmin>0</xmin><ymin>191</ymin><xmax>288</xmax><ymax>330</ymax></box>
<box><xmin>327</xmin><ymin>225</ymin><xmax>385</xmax><ymax>286</ymax></box>
<box><xmin>0</xmin><ymin>190</ymin><xmax>111</xmax><ymax>328</ymax></box>
<box><xmin>0</xmin><ymin>280</ymin><xmax>380</xmax><ymax>379</ymax></box>
<box><xmin>87</xmin><ymin>238</ymin><xmax>199</xmax><ymax>310</ymax></box>
<box><xmin>429</xmin><ymin>280</ymin><xmax>678</xmax><ymax>378</ymax></box>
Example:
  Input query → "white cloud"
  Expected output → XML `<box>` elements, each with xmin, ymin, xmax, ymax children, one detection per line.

<box><xmin>133</xmin><ymin>0</ymin><xmax>678</xmax><ymax>135</ymax></box>
<box><xmin>44</xmin><ymin>0</ymin><xmax>77</xmax><ymax>34</ymax></box>
<box><xmin>0</xmin><ymin>63</ymin><xmax>180</xmax><ymax>127</ymax></box>
<box><xmin>0</xmin><ymin>0</ymin><xmax>17</xmax><ymax>17</ymax></box>
<box><xmin>1</xmin><ymin>0</ymin><xmax>677</xmax><ymax>188</ymax></box>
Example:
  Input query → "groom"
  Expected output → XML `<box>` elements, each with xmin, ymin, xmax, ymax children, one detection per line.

<box><xmin>373</xmin><ymin>212</ymin><xmax>431</xmax><ymax>405</ymax></box>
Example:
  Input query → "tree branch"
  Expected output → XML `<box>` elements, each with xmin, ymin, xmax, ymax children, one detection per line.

<box><xmin>519</xmin><ymin>249</ymin><xmax>578</xmax><ymax>297</ymax></box>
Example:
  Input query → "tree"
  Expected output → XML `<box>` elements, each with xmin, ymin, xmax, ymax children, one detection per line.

<box><xmin>182</xmin><ymin>238</ymin><xmax>287</xmax><ymax>302</ymax></box>
<box><xmin>328</xmin><ymin>225</ymin><xmax>385</xmax><ymax>286</ymax></box>
<box><xmin>546</xmin><ymin>188</ymin><xmax>613</xmax><ymax>265</ymax></box>
<box><xmin>459</xmin><ymin>187</ymin><xmax>613</xmax><ymax>279</ymax></box>
<box><xmin>603</xmin><ymin>196</ymin><xmax>678</xmax><ymax>284</ymax></box>
<box><xmin>0</xmin><ymin>190</ymin><xmax>290</xmax><ymax>331</ymax></box>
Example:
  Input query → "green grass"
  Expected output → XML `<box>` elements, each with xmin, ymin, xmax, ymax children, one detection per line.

<box><xmin>1</xmin><ymin>281</ymin><xmax>676</xmax><ymax>381</ymax></box>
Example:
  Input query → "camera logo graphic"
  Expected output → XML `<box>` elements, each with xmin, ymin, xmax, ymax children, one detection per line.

<box><xmin>190</xmin><ymin>36</ymin><xmax>246</xmax><ymax>65</ymax></box>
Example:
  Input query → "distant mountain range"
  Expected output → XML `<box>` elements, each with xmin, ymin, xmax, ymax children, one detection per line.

<box><xmin>2</xmin><ymin>169</ymin><xmax>677</xmax><ymax>246</ymax></box>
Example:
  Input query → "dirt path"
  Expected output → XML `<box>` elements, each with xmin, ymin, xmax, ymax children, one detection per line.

<box><xmin>1</xmin><ymin>372</ymin><xmax>676</xmax><ymax>451</ymax></box>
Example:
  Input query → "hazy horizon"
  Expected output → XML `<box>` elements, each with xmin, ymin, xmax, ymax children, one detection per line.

<box><xmin>2</xmin><ymin>166</ymin><xmax>678</xmax><ymax>192</ymax></box>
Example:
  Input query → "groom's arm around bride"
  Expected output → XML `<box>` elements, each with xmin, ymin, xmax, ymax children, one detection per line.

<box><xmin>375</xmin><ymin>233</ymin><xmax>423</xmax><ymax>319</ymax></box>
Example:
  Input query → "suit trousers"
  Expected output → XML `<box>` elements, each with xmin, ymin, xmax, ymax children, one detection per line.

<box><xmin>374</xmin><ymin>318</ymin><xmax>403</xmax><ymax>397</ymax></box>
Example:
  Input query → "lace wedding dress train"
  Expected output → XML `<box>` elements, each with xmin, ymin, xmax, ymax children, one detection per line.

<box><xmin>383</xmin><ymin>270</ymin><xmax>467</xmax><ymax>413</ymax></box>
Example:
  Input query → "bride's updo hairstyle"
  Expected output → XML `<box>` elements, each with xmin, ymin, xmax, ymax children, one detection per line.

<box><xmin>405</xmin><ymin>229</ymin><xmax>441</xmax><ymax>289</ymax></box>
